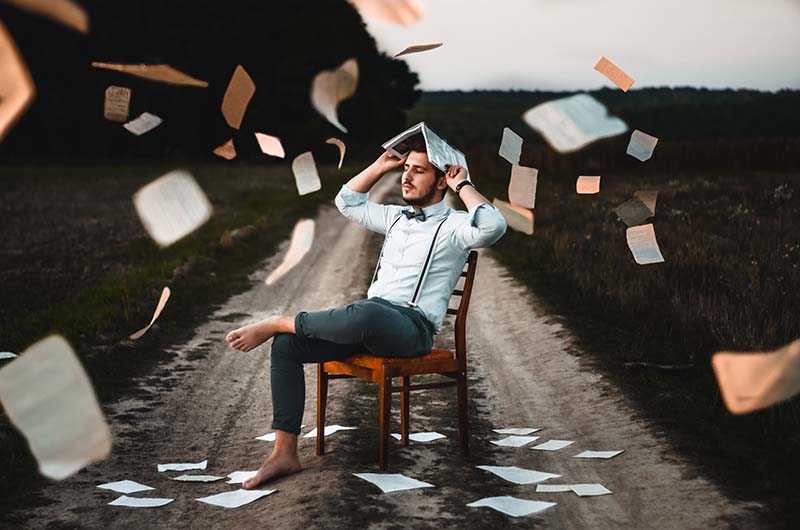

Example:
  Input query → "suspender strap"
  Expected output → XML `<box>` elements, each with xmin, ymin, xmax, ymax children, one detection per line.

<box><xmin>370</xmin><ymin>214</ymin><xmax>403</xmax><ymax>286</ymax></box>
<box><xmin>407</xmin><ymin>217</ymin><xmax>448</xmax><ymax>307</ymax></box>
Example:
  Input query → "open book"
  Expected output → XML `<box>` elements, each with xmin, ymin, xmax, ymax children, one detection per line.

<box><xmin>382</xmin><ymin>122</ymin><xmax>470</xmax><ymax>180</ymax></box>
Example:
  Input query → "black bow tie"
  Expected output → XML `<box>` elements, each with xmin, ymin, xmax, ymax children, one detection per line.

<box><xmin>402</xmin><ymin>209</ymin><xmax>426</xmax><ymax>222</ymax></box>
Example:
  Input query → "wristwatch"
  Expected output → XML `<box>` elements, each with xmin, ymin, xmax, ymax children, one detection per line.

<box><xmin>455</xmin><ymin>180</ymin><xmax>474</xmax><ymax>195</ymax></box>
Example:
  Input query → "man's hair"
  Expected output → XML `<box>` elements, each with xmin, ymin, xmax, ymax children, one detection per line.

<box><xmin>406</xmin><ymin>135</ymin><xmax>445</xmax><ymax>180</ymax></box>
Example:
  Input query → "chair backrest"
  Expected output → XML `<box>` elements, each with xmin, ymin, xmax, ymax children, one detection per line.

<box><xmin>446</xmin><ymin>250</ymin><xmax>478</xmax><ymax>367</ymax></box>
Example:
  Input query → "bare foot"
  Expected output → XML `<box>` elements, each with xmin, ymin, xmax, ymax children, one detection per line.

<box><xmin>226</xmin><ymin>317</ymin><xmax>281</xmax><ymax>352</ymax></box>
<box><xmin>242</xmin><ymin>452</ymin><xmax>302</xmax><ymax>489</ymax></box>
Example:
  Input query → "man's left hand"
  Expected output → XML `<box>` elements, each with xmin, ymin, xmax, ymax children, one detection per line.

<box><xmin>445</xmin><ymin>164</ymin><xmax>468</xmax><ymax>191</ymax></box>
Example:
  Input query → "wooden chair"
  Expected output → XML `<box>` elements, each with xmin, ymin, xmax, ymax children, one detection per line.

<box><xmin>316</xmin><ymin>250</ymin><xmax>478</xmax><ymax>470</ymax></box>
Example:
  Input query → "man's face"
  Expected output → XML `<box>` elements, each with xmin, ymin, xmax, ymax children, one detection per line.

<box><xmin>401</xmin><ymin>150</ymin><xmax>444</xmax><ymax>206</ymax></box>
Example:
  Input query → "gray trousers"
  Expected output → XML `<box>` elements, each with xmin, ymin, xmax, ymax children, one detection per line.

<box><xmin>270</xmin><ymin>298</ymin><xmax>434</xmax><ymax>434</ymax></box>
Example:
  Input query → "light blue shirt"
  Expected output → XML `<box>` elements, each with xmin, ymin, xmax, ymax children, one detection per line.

<box><xmin>335</xmin><ymin>185</ymin><xmax>507</xmax><ymax>333</ymax></box>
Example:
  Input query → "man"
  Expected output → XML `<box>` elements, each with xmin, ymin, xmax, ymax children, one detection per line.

<box><xmin>226</xmin><ymin>137</ymin><xmax>507</xmax><ymax>489</ymax></box>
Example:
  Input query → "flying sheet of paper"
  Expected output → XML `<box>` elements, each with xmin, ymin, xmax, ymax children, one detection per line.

<box><xmin>523</xmin><ymin>94</ymin><xmax>627</xmax><ymax>153</ymax></box>
<box><xmin>221</xmin><ymin>65</ymin><xmax>255</xmax><ymax>130</ymax></box>
<box><xmin>499</xmin><ymin>127</ymin><xmax>523</xmax><ymax>165</ymax></box>
<box><xmin>615</xmin><ymin>197</ymin><xmax>652</xmax><ymax>227</ymax></box>
<box><xmin>311</xmin><ymin>58</ymin><xmax>358</xmax><ymax>133</ymax></box>
<box><xmin>254</xmin><ymin>133</ymin><xmax>285</xmax><ymax>159</ymax></box>
<box><xmin>626</xmin><ymin>224</ymin><xmax>665</xmax><ymax>265</ymax></box>
<box><xmin>213</xmin><ymin>139</ymin><xmax>237</xmax><ymax>160</ymax></box>
<box><xmin>133</xmin><ymin>170</ymin><xmax>213</xmax><ymax>248</ymax></box>
<box><xmin>349</xmin><ymin>0</ymin><xmax>424</xmax><ymax>26</ymax></box>
<box><xmin>265</xmin><ymin>219</ymin><xmax>315</xmax><ymax>285</ymax></box>
<box><xmin>157</xmin><ymin>459</ymin><xmax>208</xmax><ymax>472</ymax></box>
<box><xmin>626</xmin><ymin>129</ymin><xmax>659</xmax><ymax>162</ymax></box>
<box><xmin>196</xmin><ymin>489</ymin><xmax>275</xmax><ymax>508</ymax></box>
<box><xmin>91</xmin><ymin>62</ymin><xmax>208</xmax><ymax>87</ymax></box>
<box><xmin>536</xmin><ymin>484</ymin><xmax>573</xmax><ymax>492</ymax></box>
<box><xmin>129</xmin><ymin>287</ymin><xmax>170</xmax><ymax>340</ymax></box>
<box><xmin>508</xmin><ymin>164</ymin><xmax>537</xmax><ymax>209</ymax></box>
<box><xmin>354</xmin><ymin>473</ymin><xmax>434</xmax><ymax>493</ymax></box>
<box><xmin>103</xmin><ymin>86</ymin><xmax>131</xmax><ymax>123</ymax></box>
<box><xmin>303</xmin><ymin>425</ymin><xmax>357</xmax><ymax>438</ymax></box>
<box><xmin>594</xmin><ymin>56</ymin><xmax>635</xmax><ymax>92</ymax></box>
<box><xmin>109</xmin><ymin>495</ymin><xmax>174</xmax><ymax>508</ymax></box>
<box><xmin>226</xmin><ymin>471</ymin><xmax>258</xmax><ymax>484</ymax></box>
<box><xmin>292</xmin><ymin>152</ymin><xmax>322</xmax><ymax>196</ymax></box>
<box><xmin>0</xmin><ymin>22</ymin><xmax>36</xmax><ymax>143</ymax></box>
<box><xmin>172</xmin><ymin>474</ymin><xmax>224</xmax><ymax>482</ymax></box>
<box><xmin>571</xmin><ymin>484</ymin><xmax>613</xmax><ymax>497</ymax></box>
<box><xmin>4</xmin><ymin>0</ymin><xmax>88</xmax><ymax>34</ymax></box>
<box><xmin>0</xmin><ymin>351</ymin><xmax>17</xmax><ymax>359</ymax></box>
<box><xmin>97</xmin><ymin>480</ymin><xmax>154</xmax><ymax>494</ymax></box>
<box><xmin>531</xmin><ymin>439</ymin><xmax>574</xmax><ymax>451</ymax></box>
<box><xmin>123</xmin><ymin>112</ymin><xmax>162</xmax><ymax>136</ymax></box>
<box><xmin>394</xmin><ymin>42</ymin><xmax>442</xmax><ymax>57</ymax></box>
<box><xmin>477</xmin><ymin>465</ymin><xmax>560</xmax><ymax>485</ymax></box>
<box><xmin>256</xmin><ymin>425</ymin><xmax>305</xmax><ymax>442</ymax></box>
<box><xmin>0</xmin><ymin>335</ymin><xmax>111</xmax><ymax>480</ymax></box>
<box><xmin>493</xmin><ymin>428</ymin><xmax>540</xmax><ymax>435</ymax></box>
<box><xmin>634</xmin><ymin>190</ymin><xmax>658</xmax><ymax>216</ymax></box>
<box><xmin>576</xmin><ymin>176</ymin><xmax>601</xmax><ymax>195</ymax></box>
<box><xmin>390</xmin><ymin>432</ymin><xmax>446</xmax><ymax>442</ymax></box>
<box><xmin>490</xmin><ymin>435</ymin><xmax>540</xmax><ymax>448</ymax></box>
<box><xmin>467</xmin><ymin>496</ymin><xmax>557</xmax><ymax>517</ymax></box>
<box><xmin>574</xmin><ymin>450</ymin><xmax>624</xmax><ymax>459</ymax></box>
<box><xmin>326</xmin><ymin>137</ymin><xmax>346</xmax><ymax>169</ymax></box>
<box><xmin>492</xmin><ymin>199</ymin><xmax>534</xmax><ymax>236</ymax></box>
<box><xmin>711</xmin><ymin>339</ymin><xmax>800</xmax><ymax>415</ymax></box>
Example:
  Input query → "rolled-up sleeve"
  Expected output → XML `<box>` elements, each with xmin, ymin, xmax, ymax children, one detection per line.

<box><xmin>451</xmin><ymin>202</ymin><xmax>507</xmax><ymax>250</ymax></box>
<box><xmin>335</xmin><ymin>185</ymin><xmax>399</xmax><ymax>234</ymax></box>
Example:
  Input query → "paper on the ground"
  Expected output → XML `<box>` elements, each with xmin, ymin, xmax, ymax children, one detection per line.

<box><xmin>571</xmin><ymin>483</ymin><xmax>613</xmax><ymax>496</ymax></box>
<box><xmin>326</xmin><ymin>137</ymin><xmax>346</xmax><ymax>169</ymax></box>
<box><xmin>508</xmin><ymin>164</ymin><xmax>537</xmax><ymax>209</ymax></box>
<box><xmin>626</xmin><ymin>130</ymin><xmax>659</xmax><ymax>162</ymax></box>
<box><xmin>172</xmin><ymin>474</ymin><xmax>224</xmax><ymax>482</ymax></box>
<box><xmin>226</xmin><ymin>471</ymin><xmax>257</xmax><ymax>484</ymax></box>
<box><xmin>158</xmin><ymin>459</ymin><xmax>208</xmax><ymax>472</ymax></box>
<box><xmin>129</xmin><ymin>287</ymin><xmax>170</xmax><ymax>340</ymax></box>
<box><xmin>133</xmin><ymin>170</ymin><xmax>213</xmax><ymax>248</ymax></box>
<box><xmin>467</xmin><ymin>496</ymin><xmax>557</xmax><ymax>517</ymax></box>
<box><xmin>103</xmin><ymin>86</ymin><xmax>130</xmax><ymax>123</ymax></box>
<box><xmin>354</xmin><ymin>473</ymin><xmax>434</xmax><ymax>493</ymax></box>
<box><xmin>490</xmin><ymin>435</ymin><xmax>540</xmax><ymax>447</ymax></box>
<box><xmin>265</xmin><ymin>219</ymin><xmax>315</xmax><ymax>285</ymax></box>
<box><xmin>477</xmin><ymin>465</ymin><xmax>560</xmax><ymax>485</ymax></box>
<box><xmin>196</xmin><ymin>488</ymin><xmax>275</xmax><ymax>508</ymax></box>
<box><xmin>383</xmin><ymin>122</ymin><xmax>470</xmax><ymax>180</ymax></box>
<box><xmin>634</xmin><ymin>190</ymin><xmax>658</xmax><ymax>216</ymax></box>
<box><xmin>221</xmin><ymin>65</ymin><xmax>255</xmax><ymax>130</ymax></box>
<box><xmin>492</xmin><ymin>428</ymin><xmax>540</xmax><ymax>435</ymax></box>
<box><xmin>0</xmin><ymin>22</ymin><xmax>35</xmax><ymax>142</ymax></box>
<box><xmin>124</xmin><ymin>112</ymin><xmax>162</xmax><ymax>136</ymax></box>
<box><xmin>303</xmin><ymin>425</ymin><xmax>357</xmax><ymax>438</ymax></box>
<box><xmin>626</xmin><ymin>224</ymin><xmax>665</xmax><ymax>265</ymax></box>
<box><xmin>535</xmin><ymin>484</ymin><xmax>573</xmax><ymax>492</ymax></box>
<box><xmin>395</xmin><ymin>42</ymin><xmax>442</xmax><ymax>57</ymax></box>
<box><xmin>523</xmin><ymin>93</ymin><xmax>627</xmax><ymax>153</ymax></box>
<box><xmin>91</xmin><ymin>62</ymin><xmax>208</xmax><ymax>87</ymax></box>
<box><xmin>0</xmin><ymin>351</ymin><xmax>17</xmax><ymax>359</ymax></box>
<box><xmin>390</xmin><ymin>432</ymin><xmax>446</xmax><ymax>442</ymax></box>
<box><xmin>594</xmin><ymin>56</ymin><xmax>635</xmax><ymax>92</ymax></box>
<box><xmin>311</xmin><ymin>58</ymin><xmax>358</xmax><ymax>133</ymax></box>
<box><xmin>350</xmin><ymin>0</ymin><xmax>424</xmax><ymax>26</ymax></box>
<box><xmin>574</xmin><ymin>450</ymin><xmax>624</xmax><ymax>459</ymax></box>
<box><xmin>109</xmin><ymin>495</ymin><xmax>174</xmax><ymax>508</ymax></box>
<box><xmin>711</xmin><ymin>339</ymin><xmax>800</xmax><ymax>415</ymax></box>
<box><xmin>254</xmin><ymin>133</ymin><xmax>285</xmax><ymax>159</ymax></box>
<box><xmin>0</xmin><ymin>335</ymin><xmax>111</xmax><ymax>480</ymax></box>
<box><xmin>97</xmin><ymin>480</ymin><xmax>154</xmax><ymax>494</ymax></box>
<box><xmin>4</xmin><ymin>0</ymin><xmax>88</xmax><ymax>34</ymax></box>
<box><xmin>492</xmin><ymin>199</ymin><xmax>533</xmax><ymax>236</ymax></box>
<box><xmin>213</xmin><ymin>139</ymin><xmax>237</xmax><ymax>160</ymax></box>
<box><xmin>499</xmin><ymin>127</ymin><xmax>523</xmax><ymax>165</ymax></box>
<box><xmin>615</xmin><ymin>197</ymin><xmax>652</xmax><ymax>227</ymax></box>
<box><xmin>256</xmin><ymin>425</ymin><xmax>305</xmax><ymax>442</ymax></box>
<box><xmin>531</xmin><ymin>439</ymin><xmax>574</xmax><ymax>451</ymax></box>
<box><xmin>576</xmin><ymin>176</ymin><xmax>601</xmax><ymax>195</ymax></box>
<box><xmin>292</xmin><ymin>152</ymin><xmax>322</xmax><ymax>196</ymax></box>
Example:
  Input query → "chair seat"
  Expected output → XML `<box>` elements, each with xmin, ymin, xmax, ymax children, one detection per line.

<box><xmin>343</xmin><ymin>348</ymin><xmax>455</xmax><ymax>371</ymax></box>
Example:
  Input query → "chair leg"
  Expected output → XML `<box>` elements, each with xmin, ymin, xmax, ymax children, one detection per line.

<box><xmin>379</xmin><ymin>373</ymin><xmax>392</xmax><ymax>471</ymax></box>
<box><xmin>456</xmin><ymin>369</ymin><xmax>470</xmax><ymax>457</ymax></box>
<box><xmin>316</xmin><ymin>364</ymin><xmax>328</xmax><ymax>456</ymax></box>
<box><xmin>400</xmin><ymin>376</ymin><xmax>410</xmax><ymax>447</ymax></box>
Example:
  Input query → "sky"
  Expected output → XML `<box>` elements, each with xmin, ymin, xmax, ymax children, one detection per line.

<box><xmin>363</xmin><ymin>0</ymin><xmax>800</xmax><ymax>92</ymax></box>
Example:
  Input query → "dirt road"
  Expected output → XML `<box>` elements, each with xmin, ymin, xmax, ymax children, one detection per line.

<box><xmin>4</xmin><ymin>177</ymin><xmax>769</xmax><ymax>529</ymax></box>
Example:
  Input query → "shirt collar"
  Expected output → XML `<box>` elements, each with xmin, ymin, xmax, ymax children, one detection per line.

<box><xmin>406</xmin><ymin>198</ymin><xmax>448</xmax><ymax>221</ymax></box>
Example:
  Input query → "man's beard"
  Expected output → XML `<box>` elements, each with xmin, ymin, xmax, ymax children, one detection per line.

<box><xmin>402</xmin><ymin>182</ymin><xmax>439</xmax><ymax>206</ymax></box>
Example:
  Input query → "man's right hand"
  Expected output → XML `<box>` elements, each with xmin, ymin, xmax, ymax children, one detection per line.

<box><xmin>371</xmin><ymin>151</ymin><xmax>406</xmax><ymax>176</ymax></box>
